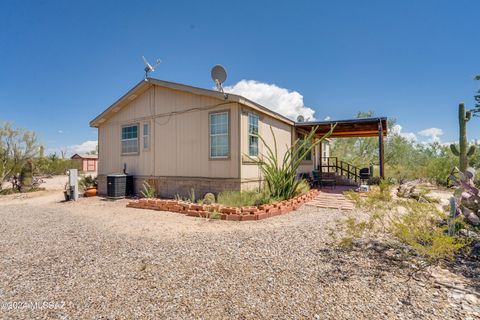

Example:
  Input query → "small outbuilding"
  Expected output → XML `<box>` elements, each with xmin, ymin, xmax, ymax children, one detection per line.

<box><xmin>71</xmin><ymin>154</ymin><xmax>98</xmax><ymax>173</ymax></box>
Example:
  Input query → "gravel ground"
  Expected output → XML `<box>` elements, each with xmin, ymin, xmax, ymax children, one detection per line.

<box><xmin>0</xmin><ymin>193</ymin><xmax>477</xmax><ymax>319</ymax></box>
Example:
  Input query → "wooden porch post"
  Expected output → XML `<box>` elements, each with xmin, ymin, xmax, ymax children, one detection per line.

<box><xmin>378</xmin><ymin>120</ymin><xmax>385</xmax><ymax>178</ymax></box>
<box><xmin>318</xmin><ymin>140</ymin><xmax>322</xmax><ymax>171</ymax></box>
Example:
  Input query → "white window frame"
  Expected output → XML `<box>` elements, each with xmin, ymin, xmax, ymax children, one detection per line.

<box><xmin>209</xmin><ymin>111</ymin><xmax>229</xmax><ymax>159</ymax></box>
<box><xmin>248</xmin><ymin>112</ymin><xmax>259</xmax><ymax>157</ymax></box>
<box><xmin>143</xmin><ymin>122</ymin><xmax>150</xmax><ymax>150</ymax></box>
<box><xmin>121</xmin><ymin>124</ymin><xmax>139</xmax><ymax>155</ymax></box>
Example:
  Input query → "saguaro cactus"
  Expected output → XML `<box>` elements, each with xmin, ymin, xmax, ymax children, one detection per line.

<box><xmin>450</xmin><ymin>103</ymin><xmax>476</xmax><ymax>172</ymax></box>
<box><xmin>20</xmin><ymin>160</ymin><xmax>34</xmax><ymax>192</ymax></box>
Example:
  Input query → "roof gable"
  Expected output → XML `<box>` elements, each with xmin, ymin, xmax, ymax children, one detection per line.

<box><xmin>71</xmin><ymin>153</ymin><xmax>98</xmax><ymax>159</ymax></box>
<box><xmin>89</xmin><ymin>78</ymin><xmax>294</xmax><ymax>127</ymax></box>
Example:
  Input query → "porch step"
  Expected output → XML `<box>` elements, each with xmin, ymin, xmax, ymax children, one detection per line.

<box><xmin>320</xmin><ymin>172</ymin><xmax>359</xmax><ymax>186</ymax></box>
<box><xmin>306</xmin><ymin>191</ymin><xmax>356</xmax><ymax>210</ymax></box>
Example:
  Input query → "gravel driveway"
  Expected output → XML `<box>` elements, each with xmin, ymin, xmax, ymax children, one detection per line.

<box><xmin>0</xmin><ymin>193</ymin><xmax>473</xmax><ymax>319</ymax></box>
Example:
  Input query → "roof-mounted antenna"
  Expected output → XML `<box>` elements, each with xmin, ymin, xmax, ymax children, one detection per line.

<box><xmin>142</xmin><ymin>56</ymin><xmax>161</xmax><ymax>79</ymax></box>
<box><xmin>211</xmin><ymin>64</ymin><xmax>228</xmax><ymax>99</ymax></box>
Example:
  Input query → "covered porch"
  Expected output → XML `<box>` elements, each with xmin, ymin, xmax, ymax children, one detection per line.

<box><xmin>295</xmin><ymin>117</ymin><xmax>388</xmax><ymax>185</ymax></box>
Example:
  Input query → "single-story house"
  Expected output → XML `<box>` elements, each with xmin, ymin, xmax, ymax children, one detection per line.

<box><xmin>71</xmin><ymin>153</ymin><xmax>98</xmax><ymax>173</ymax></box>
<box><xmin>90</xmin><ymin>78</ymin><xmax>387</xmax><ymax>197</ymax></box>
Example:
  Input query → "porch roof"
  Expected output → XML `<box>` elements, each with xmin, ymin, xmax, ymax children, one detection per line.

<box><xmin>294</xmin><ymin>117</ymin><xmax>388</xmax><ymax>138</ymax></box>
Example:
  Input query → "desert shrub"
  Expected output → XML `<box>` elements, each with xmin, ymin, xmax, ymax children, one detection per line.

<box><xmin>140</xmin><ymin>180</ymin><xmax>156</xmax><ymax>198</ymax></box>
<box><xmin>0</xmin><ymin>188</ymin><xmax>19</xmax><ymax>195</ymax></box>
<box><xmin>35</xmin><ymin>156</ymin><xmax>80</xmax><ymax>176</ymax></box>
<box><xmin>338</xmin><ymin>217</ymin><xmax>372</xmax><ymax>249</ymax></box>
<box><xmin>208</xmin><ymin>210</ymin><xmax>221</xmax><ymax>220</ymax></box>
<box><xmin>295</xmin><ymin>179</ymin><xmax>310</xmax><ymax>196</ymax></box>
<box><xmin>217</xmin><ymin>189</ymin><xmax>273</xmax><ymax>207</ymax></box>
<box><xmin>378</xmin><ymin>179</ymin><xmax>392</xmax><ymax>199</ymax></box>
<box><xmin>391</xmin><ymin>201</ymin><xmax>469</xmax><ymax>261</ymax></box>
<box><xmin>424</xmin><ymin>156</ymin><xmax>458</xmax><ymax>186</ymax></box>
<box><xmin>342</xmin><ymin>189</ymin><xmax>469</xmax><ymax>261</ymax></box>
<box><xmin>174</xmin><ymin>188</ymin><xmax>199</xmax><ymax>203</ymax></box>
<box><xmin>0</xmin><ymin>186</ymin><xmax>45</xmax><ymax>195</ymax></box>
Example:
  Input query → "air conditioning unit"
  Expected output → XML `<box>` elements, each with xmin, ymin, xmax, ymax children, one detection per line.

<box><xmin>107</xmin><ymin>174</ymin><xmax>134</xmax><ymax>199</ymax></box>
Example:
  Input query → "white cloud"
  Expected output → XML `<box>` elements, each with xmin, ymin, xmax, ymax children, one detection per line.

<box><xmin>391</xmin><ymin>124</ymin><xmax>417</xmax><ymax>142</ymax></box>
<box><xmin>418</xmin><ymin>127</ymin><xmax>444</xmax><ymax>143</ymax></box>
<box><xmin>58</xmin><ymin>130</ymin><xmax>63</xmax><ymax>134</ymax></box>
<box><xmin>224</xmin><ymin>80</ymin><xmax>316</xmax><ymax>121</ymax></box>
<box><xmin>324</xmin><ymin>116</ymin><xmax>331</xmax><ymax>121</ymax></box>
<box><xmin>67</xmin><ymin>140</ymin><xmax>98</xmax><ymax>155</ymax></box>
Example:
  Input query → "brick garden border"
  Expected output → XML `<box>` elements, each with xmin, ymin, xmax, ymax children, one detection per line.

<box><xmin>126</xmin><ymin>189</ymin><xmax>320</xmax><ymax>221</ymax></box>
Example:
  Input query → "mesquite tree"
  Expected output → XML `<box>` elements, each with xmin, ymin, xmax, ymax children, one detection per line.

<box><xmin>0</xmin><ymin>122</ymin><xmax>39</xmax><ymax>191</ymax></box>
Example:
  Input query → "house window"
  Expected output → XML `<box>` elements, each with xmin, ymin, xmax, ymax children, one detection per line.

<box><xmin>121</xmin><ymin>124</ymin><xmax>139</xmax><ymax>154</ymax></box>
<box><xmin>298</xmin><ymin>133</ymin><xmax>312</xmax><ymax>161</ymax></box>
<box><xmin>248</xmin><ymin>113</ymin><xmax>259</xmax><ymax>156</ymax></box>
<box><xmin>143</xmin><ymin>123</ymin><xmax>150</xmax><ymax>150</ymax></box>
<box><xmin>209</xmin><ymin>111</ymin><xmax>229</xmax><ymax>158</ymax></box>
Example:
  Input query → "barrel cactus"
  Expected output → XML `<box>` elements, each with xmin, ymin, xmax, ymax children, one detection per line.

<box><xmin>203</xmin><ymin>192</ymin><xmax>216</xmax><ymax>205</ymax></box>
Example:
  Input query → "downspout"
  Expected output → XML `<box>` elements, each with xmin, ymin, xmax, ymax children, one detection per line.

<box><xmin>238</xmin><ymin>104</ymin><xmax>242</xmax><ymax>188</ymax></box>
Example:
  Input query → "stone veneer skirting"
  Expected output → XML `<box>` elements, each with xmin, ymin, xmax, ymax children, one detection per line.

<box><xmin>97</xmin><ymin>175</ymin><xmax>256</xmax><ymax>198</ymax></box>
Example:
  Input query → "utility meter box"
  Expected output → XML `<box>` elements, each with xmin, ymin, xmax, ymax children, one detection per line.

<box><xmin>67</xmin><ymin>169</ymin><xmax>79</xmax><ymax>201</ymax></box>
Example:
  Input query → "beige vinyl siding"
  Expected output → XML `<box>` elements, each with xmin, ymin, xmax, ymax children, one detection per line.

<box><xmin>239</xmin><ymin>107</ymin><xmax>292</xmax><ymax>186</ymax></box>
<box><xmin>97</xmin><ymin>86</ymin><xmax>239</xmax><ymax>178</ymax></box>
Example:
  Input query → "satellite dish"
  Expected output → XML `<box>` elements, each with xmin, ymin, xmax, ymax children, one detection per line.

<box><xmin>297</xmin><ymin>115</ymin><xmax>305</xmax><ymax>123</ymax></box>
<box><xmin>211</xmin><ymin>64</ymin><xmax>228</xmax><ymax>99</ymax></box>
<box><xmin>211</xmin><ymin>65</ymin><xmax>227</xmax><ymax>84</ymax></box>
<box><xmin>142</xmin><ymin>56</ymin><xmax>161</xmax><ymax>79</ymax></box>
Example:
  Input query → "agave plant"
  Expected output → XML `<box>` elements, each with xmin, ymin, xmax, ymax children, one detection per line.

<box><xmin>448</xmin><ymin>167</ymin><xmax>480</xmax><ymax>233</ymax></box>
<box><xmin>248</xmin><ymin>125</ymin><xmax>335</xmax><ymax>200</ymax></box>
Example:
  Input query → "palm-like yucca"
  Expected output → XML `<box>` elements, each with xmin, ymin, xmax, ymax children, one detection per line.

<box><xmin>249</xmin><ymin>124</ymin><xmax>336</xmax><ymax>200</ymax></box>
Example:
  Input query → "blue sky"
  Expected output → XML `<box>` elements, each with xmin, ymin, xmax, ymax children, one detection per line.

<box><xmin>0</xmin><ymin>0</ymin><xmax>479</xmax><ymax>154</ymax></box>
